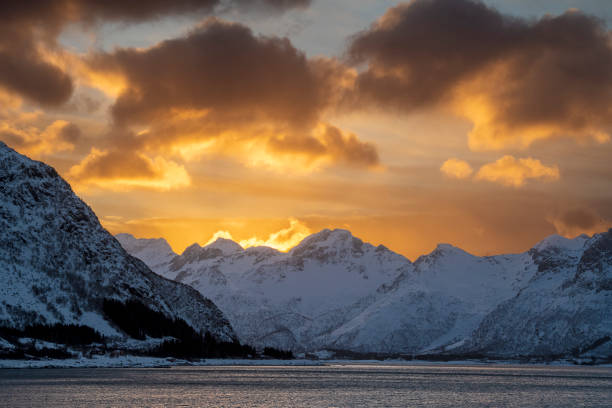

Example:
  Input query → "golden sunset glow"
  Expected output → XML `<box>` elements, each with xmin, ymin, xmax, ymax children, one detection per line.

<box><xmin>203</xmin><ymin>218</ymin><xmax>312</xmax><ymax>252</ymax></box>
<box><xmin>1</xmin><ymin>0</ymin><xmax>612</xmax><ymax>259</ymax></box>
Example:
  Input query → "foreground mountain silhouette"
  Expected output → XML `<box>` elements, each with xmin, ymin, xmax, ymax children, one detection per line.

<box><xmin>119</xmin><ymin>226</ymin><xmax>612</xmax><ymax>362</ymax></box>
<box><xmin>0</xmin><ymin>142</ymin><xmax>239</xmax><ymax>359</ymax></box>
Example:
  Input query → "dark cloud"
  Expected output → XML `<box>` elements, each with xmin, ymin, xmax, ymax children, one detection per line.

<box><xmin>268</xmin><ymin>124</ymin><xmax>380</xmax><ymax>167</ymax></box>
<box><xmin>58</xmin><ymin>123</ymin><xmax>82</xmax><ymax>144</ymax></box>
<box><xmin>85</xmin><ymin>19</ymin><xmax>377</xmax><ymax>168</ymax></box>
<box><xmin>346</xmin><ymin>0</ymin><xmax>612</xmax><ymax>149</ymax></box>
<box><xmin>0</xmin><ymin>27</ymin><xmax>73</xmax><ymax>106</ymax></box>
<box><xmin>93</xmin><ymin>19</ymin><xmax>334</xmax><ymax>127</ymax></box>
<box><xmin>347</xmin><ymin>0</ymin><xmax>519</xmax><ymax>110</ymax></box>
<box><xmin>559</xmin><ymin>209</ymin><xmax>602</xmax><ymax>230</ymax></box>
<box><xmin>0</xmin><ymin>0</ymin><xmax>310</xmax><ymax>106</ymax></box>
<box><xmin>319</xmin><ymin>125</ymin><xmax>379</xmax><ymax>167</ymax></box>
<box><xmin>550</xmin><ymin>208</ymin><xmax>610</xmax><ymax>237</ymax></box>
<box><xmin>0</xmin><ymin>131</ymin><xmax>27</xmax><ymax>149</ymax></box>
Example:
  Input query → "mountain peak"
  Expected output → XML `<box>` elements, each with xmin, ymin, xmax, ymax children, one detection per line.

<box><xmin>116</xmin><ymin>233</ymin><xmax>175</xmax><ymax>256</ymax></box>
<box><xmin>533</xmin><ymin>233</ymin><xmax>589</xmax><ymax>252</ymax></box>
<box><xmin>204</xmin><ymin>237</ymin><xmax>244</xmax><ymax>255</ymax></box>
<box><xmin>292</xmin><ymin>228</ymin><xmax>356</xmax><ymax>250</ymax></box>
<box><xmin>414</xmin><ymin>242</ymin><xmax>474</xmax><ymax>267</ymax></box>
<box><xmin>182</xmin><ymin>242</ymin><xmax>202</xmax><ymax>256</ymax></box>
<box><xmin>433</xmin><ymin>243</ymin><xmax>472</xmax><ymax>256</ymax></box>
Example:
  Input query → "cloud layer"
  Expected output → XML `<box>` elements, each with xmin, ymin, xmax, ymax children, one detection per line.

<box><xmin>0</xmin><ymin>0</ymin><xmax>310</xmax><ymax>107</ymax></box>
<box><xmin>346</xmin><ymin>0</ymin><xmax>612</xmax><ymax>150</ymax></box>
<box><xmin>73</xmin><ymin>19</ymin><xmax>378</xmax><ymax>186</ymax></box>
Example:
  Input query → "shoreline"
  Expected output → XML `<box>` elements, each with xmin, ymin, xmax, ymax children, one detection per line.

<box><xmin>1</xmin><ymin>356</ymin><xmax>609</xmax><ymax>369</ymax></box>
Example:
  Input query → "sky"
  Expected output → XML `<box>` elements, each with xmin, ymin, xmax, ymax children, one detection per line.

<box><xmin>1</xmin><ymin>0</ymin><xmax>612</xmax><ymax>259</ymax></box>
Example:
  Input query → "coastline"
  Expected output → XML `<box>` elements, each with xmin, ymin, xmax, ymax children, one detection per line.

<box><xmin>1</xmin><ymin>356</ymin><xmax>609</xmax><ymax>369</ymax></box>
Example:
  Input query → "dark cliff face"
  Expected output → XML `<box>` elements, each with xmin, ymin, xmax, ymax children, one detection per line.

<box><xmin>0</xmin><ymin>141</ymin><xmax>236</xmax><ymax>343</ymax></box>
<box><xmin>575</xmin><ymin>229</ymin><xmax>612</xmax><ymax>291</ymax></box>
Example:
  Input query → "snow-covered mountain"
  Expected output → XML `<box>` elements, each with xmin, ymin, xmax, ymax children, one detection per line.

<box><xmin>0</xmin><ymin>142</ymin><xmax>235</xmax><ymax>353</ymax></box>
<box><xmin>115</xmin><ymin>233</ymin><xmax>177</xmax><ymax>273</ymax></box>
<box><xmin>118</xmin><ymin>230</ymin><xmax>410</xmax><ymax>351</ymax></box>
<box><xmin>120</xmin><ymin>227</ymin><xmax>612</xmax><ymax>360</ymax></box>
<box><xmin>463</xmin><ymin>233</ymin><xmax>612</xmax><ymax>359</ymax></box>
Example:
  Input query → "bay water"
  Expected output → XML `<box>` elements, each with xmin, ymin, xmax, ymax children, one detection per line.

<box><xmin>1</xmin><ymin>364</ymin><xmax>611</xmax><ymax>407</ymax></box>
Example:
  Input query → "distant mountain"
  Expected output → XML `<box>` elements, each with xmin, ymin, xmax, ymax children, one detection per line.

<box><xmin>115</xmin><ymin>233</ymin><xmax>177</xmax><ymax>273</ymax></box>
<box><xmin>120</xmin><ymin>228</ymin><xmax>612</xmax><ymax>361</ymax></box>
<box><xmin>0</xmin><ymin>142</ymin><xmax>236</xmax><ymax>358</ymax></box>
<box><xmin>118</xmin><ymin>229</ymin><xmax>410</xmax><ymax>352</ymax></box>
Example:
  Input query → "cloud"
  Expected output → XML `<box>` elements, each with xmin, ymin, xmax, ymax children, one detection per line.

<box><xmin>549</xmin><ymin>208</ymin><xmax>611</xmax><ymax>237</ymax></box>
<box><xmin>0</xmin><ymin>48</ymin><xmax>73</xmax><ymax>107</ymax></box>
<box><xmin>440</xmin><ymin>158</ymin><xmax>473</xmax><ymax>179</ymax></box>
<box><xmin>95</xmin><ymin>19</ymin><xmax>335</xmax><ymax>128</ymax></box>
<box><xmin>475</xmin><ymin>155</ymin><xmax>559</xmax><ymax>187</ymax></box>
<box><xmin>266</xmin><ymin>124</ymin><xmax>379</xmax><ymax>168</ymax></box>
<box><xmin>346</xmin><ymin>0</ymin><xmax>612</xmax><ymax>150</ymax></box>
<box><xmin>206</xmin><ymin>218</ymin><xmax>311</xmax><ymax>251</ymax></box>
<box><xmin>86</xmin><ymin>19</ymin><xmax>377</xmax><ymax>170</ymax></box>
<box><xmin>0</xmin><ymin>0</ymin><xmax>310</xmax><ymax>106</ymax></box>
<box><xmin>204</xmin><ymin>230</ymin><xmax>235</xmax><ymax>246</ymax></box>
<box><xmin>0</xmin><ymin>117</ymin><xmax>79</xmax><ymax>157</ymax></box>
<box><xmin>68</xmin><ymin>148</ymin><xmax>190</xmax><ymax>191</ymax></box>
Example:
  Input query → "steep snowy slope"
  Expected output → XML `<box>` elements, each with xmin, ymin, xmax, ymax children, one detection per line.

<box><xmin>320</xmin><ymin>244</ymin><xmax>537</xmax><ymax>353</ymax></box>
<box><xmin>0</xmin><ymin>142</ymin><xmax>235</xmax><ymax>347</ymax></box>
<box><xmin>463</xmin><ymin>233</ymin><xmax>612</xmax><ymax>358</ymax></box>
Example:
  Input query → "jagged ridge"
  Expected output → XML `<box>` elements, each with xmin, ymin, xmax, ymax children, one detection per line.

<box><xmin>119</xmin><ymin>226</ymin><xmax>612</xmax><ymax>360</ymax></box>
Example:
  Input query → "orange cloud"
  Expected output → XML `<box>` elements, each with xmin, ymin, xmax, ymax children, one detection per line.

<box><xmin>238</xmin><ymin>218</ymin><xmax>311</xmax><ymax>251</ymax></box>
<box><xmin>83</xmin><ymin>19</ymin><xmax>378</xmax><ymax>172</ymax></box>
<box><xmin>204</xmin><ymin>218</ymin><xmax>311</xmax><ymax>252</ymax></box>
<box><xmin>475</xmin><ymin>155</ymin><xmax>560</xmax><ymax>187</ymax></box>
<box><xmin>453</xmin><ymin>64</ymin><xmax>611</xmax><ymax>151</ymax></box>
<box><xmin>440</xmin><ymin>158</ymin><xmax>473</xmax><ymax>179</ymax></box>
<box><xmin>204</xmin><ymin>230</ymin><xmax>235</xmax><ymax>246</ymax></box>
<box><xmin>68</xmin><ymin>148</ymin><xmax>190</xmax><ymax>191</ymax></box>
<box><xmin>0</xmin><ymin>116</ymin><xmax>79</xmax><ymax>158</ymax></box>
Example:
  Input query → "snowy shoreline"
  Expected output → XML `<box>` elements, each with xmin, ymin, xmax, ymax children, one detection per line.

<box><xmin>0</xmin><ymin>356</ymin><xmax>607</xmax><ymax>369</ymax></box>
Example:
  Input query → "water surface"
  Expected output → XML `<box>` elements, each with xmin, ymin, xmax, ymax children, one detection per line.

<box><xmin>1</xmin><ymin>364</ymin><xmax>611</xmax><ymax>407</ymax></box>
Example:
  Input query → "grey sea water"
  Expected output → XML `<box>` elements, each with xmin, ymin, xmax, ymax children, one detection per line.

<box><xmin>0</xmin><ymin>364</ymin><xmax>611</xmax><ymax>407</ymax></box>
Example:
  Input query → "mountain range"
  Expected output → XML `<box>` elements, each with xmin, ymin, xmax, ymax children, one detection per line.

<box><xmin>118</xmin><ymin>227</ymin><xmax>612</xmax><ymax>361</ymax></box>
<box><xmin>0</xmin><ymin>138</ymin><xmax>609</xmax><ymax>363</ymax></box>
